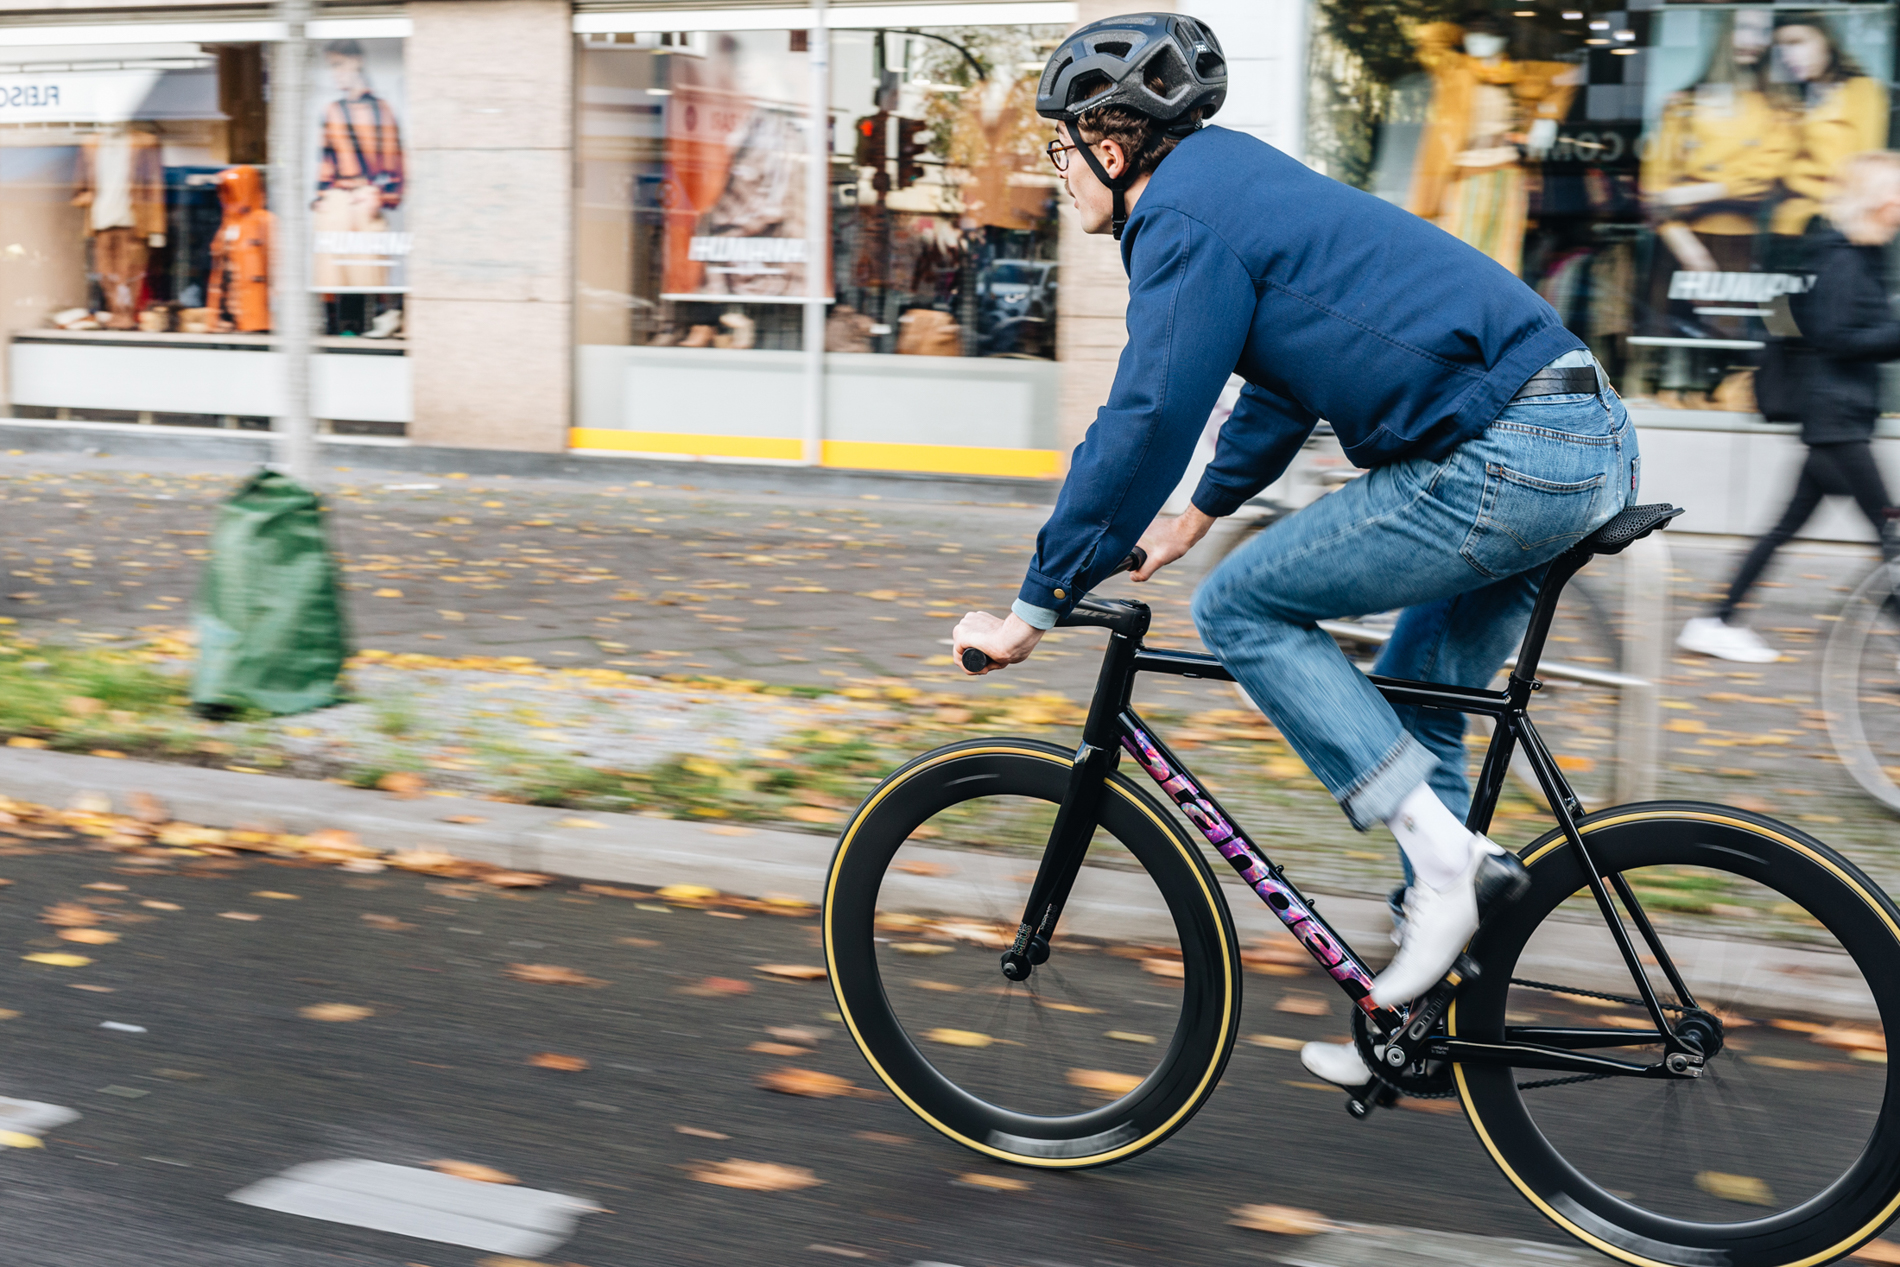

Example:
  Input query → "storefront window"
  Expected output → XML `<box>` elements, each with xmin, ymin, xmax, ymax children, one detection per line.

<box><xmin>311</xmin><ymin>36</ymin><xmax>408</xmax><ymax>340</ymax></box>
<box><xmin>576</xmin><ymin>22</ymin><xmax>1065</xmax><ymax>357</ymax></box>
<box><xmin>1325</xmin><ymin>2</ymin><xmax>1896</xmax><ymax>412</ymax></box>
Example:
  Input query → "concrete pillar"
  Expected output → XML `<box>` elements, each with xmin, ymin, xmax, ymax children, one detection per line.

<box><xmin>406</xmin><ymin>0</ymin><xmax>573</xmax><ymax>451</ymax></box>
<box><xmin>1053</xmin><ymin>0</ymin><xmax>1308</xmax><ymax>463</ymax></box>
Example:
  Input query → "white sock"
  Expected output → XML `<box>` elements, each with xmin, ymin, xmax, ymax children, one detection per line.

<box><xmin>1386</xmin><ymin>782</ymin><xmax>1474</xmax><ymax>891</ymax></box>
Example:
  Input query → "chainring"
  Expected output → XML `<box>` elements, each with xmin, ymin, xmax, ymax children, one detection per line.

<box><xmin>1352</xmin><ymin>1006</ymin><xmax>1457</xmax><ymax>1100</ymax></box>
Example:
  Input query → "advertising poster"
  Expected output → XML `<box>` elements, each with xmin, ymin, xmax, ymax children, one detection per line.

<box><xmin>309</xmin><ymin>36</ymin><xmax>408</xmax><ymax>293</ymax></box>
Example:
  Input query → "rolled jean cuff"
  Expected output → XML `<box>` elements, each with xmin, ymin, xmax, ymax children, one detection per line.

<box><xmin>1338</xmin><ymin>732</ymin><xmax>1439</xmax><ymax>832</ymax></box>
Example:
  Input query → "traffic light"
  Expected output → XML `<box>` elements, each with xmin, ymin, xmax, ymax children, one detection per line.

<box><xmin>895</xmin><ymin>116</ymin><xmax>929</xmax><ymax>190</ymax></box>
<box><xmin>854</xmin><ymin>111</ymin><xmax>888</xmax><ymax>168</ymax></box>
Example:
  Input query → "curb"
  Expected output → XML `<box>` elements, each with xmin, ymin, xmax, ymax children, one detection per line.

<box><xmin>0</xmin><ymin>419</ymin><xmax>1061</xmax><ymax>507</ymax></box>
<box><xmin>0</xmin><ymin>749</ymin><xmax>1871</xmax><ymax>1018</ymax></box>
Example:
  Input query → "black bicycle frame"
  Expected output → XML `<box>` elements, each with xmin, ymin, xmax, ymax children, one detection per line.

<box><xmin>1001</xmin><ymin>548</ymin><xmax>1710</xmax><ymax>1083</ymax></box>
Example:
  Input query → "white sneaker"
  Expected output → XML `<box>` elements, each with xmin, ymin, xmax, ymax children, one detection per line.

<box><xmin>1677</xmin><ymin>616</ymin><xmax>1779</xmax><ymax>664</ymax></box>
<box><xmin>1301</xmin><ymin>1039</ymin><xmax>1374</xmax><ymax>1087</ymax></box>
<box><xmin>1370</xmin><ymin>837</ymin><xmax>1529</xmax><ymax>1007</ymax></box>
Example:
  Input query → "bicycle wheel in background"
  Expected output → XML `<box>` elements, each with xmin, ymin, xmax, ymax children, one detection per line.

<box><xmin>1823</xmin><ymin>563</ymin><xmax>1900</xmax><ymax>813</ymax></box>
<box><xmin>823</xmin><ymin>739</ymin><xmax>1242</xmax><ymax>1168</ymax></box>
<box><xmin>1455</xmin><ymin>803</ymin><xmax>1900</xmax><ymax>1267</ymax></box>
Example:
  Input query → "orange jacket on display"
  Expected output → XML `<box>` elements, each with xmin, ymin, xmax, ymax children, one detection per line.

<box><xmin>206</xmin><ymin>165</ymin><xmax>274</xmax><ymax>333</ymax></box>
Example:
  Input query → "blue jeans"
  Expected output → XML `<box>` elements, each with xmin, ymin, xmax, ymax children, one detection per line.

<box><xmin>1192</xmin><ymin>386</ymin><xmax>1637</xmax><ymax>834</ymax></box>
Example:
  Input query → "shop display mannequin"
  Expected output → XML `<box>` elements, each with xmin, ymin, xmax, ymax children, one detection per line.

<box><xmin>313</xmin><ymin>39</ymin><xmax>404</xmax><ymax>290</ymax></box>
<box><xmin>71</xmin><ymin>123</ymin><xmax>165</xmax><ymax>330</ymax></box>
<box><xmin>1407</xmin><ymin>14</ymin><xmax>1580</xmax><ymax>275</ymax></box>
<box><xmin>206</xmin><ymin>165</ymin><xmax>273</xmax><ymax>333</ymax></box>
<box><xmin>1769</xmin><ymin>15</ymin><xmax>1888</xmax><ymax>237</ymax></box>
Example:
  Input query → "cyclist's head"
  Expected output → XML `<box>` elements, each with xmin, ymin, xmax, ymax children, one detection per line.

<box><xmin>1036</xmin><ymin>13</ymin><xmax>1226</xmax><ymax>237</ymax></box>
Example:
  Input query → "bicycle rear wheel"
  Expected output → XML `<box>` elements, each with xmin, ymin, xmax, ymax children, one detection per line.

<box><xmin>1454</xmin><ymin>803</ymin><xmax>1900</xmax><ymax>1267</ymax></box>
<box><xmin>823</xmin><ymin>739</ymin><xmax>1242</xmax><ymax>1167</ymax></box>
<box><xmin>1822</xmin><ymin>563</ymin><xmax>1900</xmax><ymax>812</ymax></box>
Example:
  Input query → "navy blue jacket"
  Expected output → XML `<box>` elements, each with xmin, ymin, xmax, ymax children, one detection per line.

<box><xmin>1019</xmin><ymin>125</ymin><xmax>1584</xmax><ymax>619</ymax></box>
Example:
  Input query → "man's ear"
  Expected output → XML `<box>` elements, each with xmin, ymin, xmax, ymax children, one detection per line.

<box><xmin>1098</xmin><ymin>137</ymin><xmax>1128</xmax><ymax>180</ymax></box>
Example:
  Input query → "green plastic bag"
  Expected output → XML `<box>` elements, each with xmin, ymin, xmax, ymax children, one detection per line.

<box><xmin>192</xmin><ymin>469</ymin><xmax>351</xmax><ymax>717</ymax></box>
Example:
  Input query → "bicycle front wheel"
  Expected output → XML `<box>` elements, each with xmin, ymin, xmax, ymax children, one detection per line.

<box><xmin>823</xmin><ymin>739</ymin><xmax>1242</xmax><ymax>1168</ymax></box>
<box><xmin>1822</xmin><ymin>563</ymin><xmax>1900</xmax><ymax>812</ymax></box>
<box><xmin>1454</xmin><ymin>803</ymin><xmax>1900</xmax><ymax>1267</ymax></box>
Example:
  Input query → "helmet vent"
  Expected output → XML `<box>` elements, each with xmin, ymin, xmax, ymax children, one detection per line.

<box><xmin>1094</xmin><ymin>40</ymin><xmax>1132</xmax><ymax>58</ymax></box>
<box><xmin>1195</xmin><ymin>51</ymin><xmax>1225</xmax><ymax>78</ymax></box>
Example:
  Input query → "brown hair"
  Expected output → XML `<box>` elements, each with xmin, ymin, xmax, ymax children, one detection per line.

<box><xmin>1072</xmin><ymin>72</ymin><xmax>1200</xmax><ymax>179</ymax></box>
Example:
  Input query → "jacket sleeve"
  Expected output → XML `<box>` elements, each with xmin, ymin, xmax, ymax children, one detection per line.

<box><xmin>1019</xmin><ymin>209</ymin><xmax>1254</xmax><ymax>617</ymax></box>
<box><xmin>1803</xmin><ymin>243</ymin><xmax>1900</xmax><ymax>364</ymax></box>
<box><xmin>1190</xmin><ymin>381</ymin><xmax>1319</xmax><ymax>516</ymax></box>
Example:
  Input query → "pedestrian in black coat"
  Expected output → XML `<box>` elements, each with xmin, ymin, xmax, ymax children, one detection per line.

<box><xmin>1679</xmin><ymin>150</ymin><xmax>1900</xmax><ymax>663</ymax></box>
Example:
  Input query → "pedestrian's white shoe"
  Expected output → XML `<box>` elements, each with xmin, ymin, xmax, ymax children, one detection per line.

<box><xmin>1370</xmin><ymin>837</ymin><xmax>1529</xmax><ymax>1008</ymax></box>
<box><xmin>1301</xmin><ymin>1039</ymin><xmax>1374</xmax><ymax>1087</ymax></box>
<box><xmin>1677</xmin><ymin>616</ymin><xmax>1779</xmax><ymax>664</ymax></box>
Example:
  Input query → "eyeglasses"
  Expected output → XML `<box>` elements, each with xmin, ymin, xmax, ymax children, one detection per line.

<box><xmin>1046</xmin><ymin>137</ymin><xmax>1079</xmax><ymax>172</ymax></box>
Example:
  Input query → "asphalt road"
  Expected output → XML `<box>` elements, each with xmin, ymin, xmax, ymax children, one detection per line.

<box><xmin>0</xmin><ymin>824</ymin><xmax>1888</xmax><ymax>1267</ymax></box>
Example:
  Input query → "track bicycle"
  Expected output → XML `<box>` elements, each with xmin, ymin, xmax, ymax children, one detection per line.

<box><xmin>823</xmin><ymin>503</ymin><xmax>1900</xmax><ymax>1267</ymax></box>
<box><xmin>1823</xmin><ymin>562</ymin><xmax>1900</xmax><ymax>813</ymax></box>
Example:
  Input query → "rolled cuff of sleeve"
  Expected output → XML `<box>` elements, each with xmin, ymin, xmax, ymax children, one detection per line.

<box><xmin>1190</xmin><ymin>478</ymin><xmax>1252</xmax><ymax>519</ymax></box>
<box><xmin>1018</xmin><ymin>567</ymin><xmax>1075</xmax><ymax>617</ymax></box>
<box><xmin>1011</xmin><ymin>599</ymin><xmax>1059</xmax><ymax>630</ymax></box>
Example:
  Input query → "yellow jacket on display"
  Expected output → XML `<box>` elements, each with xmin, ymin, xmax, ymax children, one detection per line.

<box><xmin>1773</xmin><ymin>76</ymin><xmax>1889</xmax><ymax>234</ymax></box>
<box><xmin>1405</xmin><ymin>22</ymin><xmax>1578</xmax><ymax>221</ymax></box>
<box><xmin>1641</xmin><ymin>86</ymin><xmax>1796</xmax><ymax>235</ymax></box>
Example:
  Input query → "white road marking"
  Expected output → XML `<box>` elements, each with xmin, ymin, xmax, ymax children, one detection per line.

<box><xmin>227</xmin><ymin>1158</ymin><xmax>602</xmax><ymax>1256</ymax></box>
<box><xmin>99</xmin><ymin>1022</ymin><xmax>145</xmax><ymax>1033</ymax></box>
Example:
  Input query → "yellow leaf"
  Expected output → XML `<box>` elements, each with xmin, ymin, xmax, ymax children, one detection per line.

<box><xmin>1140</xmin><ymin>957</ymin><xmax>1185</xmax><ymax>979</ymax></box>
<box><xmin>556</xmin><ymin>817</ymin><xmax>604</xmax><ymax>829</ymax></box>
<box><xmin>892</xmin><ymin>942</ymin><xmax>953</xmax><ymax>956</ymax></box>
<box><xmin>923</xmin><ymin>1028</ymin><xmax>995</xmax><ymax>1048</ymax></box>
<box><xmin>526</xmin><ymin>1052</ymin><xmax>589</xmax><ymax>1071</ymax></box>
<box><xmin>757</xmin><ymin>1068</ymin><xmax>860</xmax><ymax>1098</ymax></box>
<box><xmin>57</xmin><ymin>929</ymin><xmax>118</xmax><ymax>945</ymax></box>
<box><xmin>0</xmin><ymin>1131</ymin><xmax>43</xmax><ymax>1149</ymax></box>
<box><xmin>757</xmin><ymin>964</ymin><xmax>827</xmax><ymax>982</ymax></box>
<box><xmin>22</xmin><ymin>953</ymin><xmax>91</xmax><ymax>967</ymax></box>
<box><xmin>373</xmin><ymin>588</ymin><xmax>404</xmax><ymax>598</ymax></box>
<box><xmin>251</xmin><ymin>891</ymin><xmax>301</xmax><ymax>901</ymax></box>
<box><xmin>1066</xmin><ymin>1068</ymin><xmax>1142</xmax><ymax>1097</ymax></box>
<box><xmin>1246</xmin><ymin>1034</ymin><xmax>1306</xmax><ymax>1051</ymax></box>
<box><xmin>1104</xmin><ymin>1031</ymin><xmax>1155</xmax><ymax>1044</ymax></box>
<box><xmin>6</xmin><ymin>738</ymin><xmax>47</xmax><ymax>749</ymax></box>
<box><xmin>506</xmin><ymin>963</ymin><xmax>607</xmax><ymax>987</ymax></box>
<box><xmin>1696</xmin><ymin>1171</ymin><xmax>1774</xmax><ymax>1206</ymax></box>
<box><xmin>958</xmin><ymin>1172</ymin><xmax>1030</xmax><ymax>1191</ymax></box>
<box><xmin>782</xmin><ymin>805</ymin><xmax>843</xmax><ymax>824</ymax></box>
<box><xmin>300</xmin><ymin>1003</ymin><xmax>374</xmax><ymax>1022</ymax></box>
<box><xmin>657</xmin><ymin>884</ymin><xmax>718</xmax><ymax>902</ymax></box>
<box><xmin>428</xmin><ymin>1159</ymin><xmax>517</xmax><ymax>1185</ymax></box>
<box><xmin>1230</xmin><ymin>1204</ymin><xmax>1335</xmax><ymax>1235</ymax></box>
<box><xmin>687</xmin><ymin>1159</ymin><xmax>823</xmax><ymax>1191</ymax></box>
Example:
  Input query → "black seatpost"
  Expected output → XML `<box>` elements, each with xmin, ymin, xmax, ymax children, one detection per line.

<box><xmin>1508</xmin><ymin>550</ymin><xmax>1589</xmax><ymax>695</ymax></box>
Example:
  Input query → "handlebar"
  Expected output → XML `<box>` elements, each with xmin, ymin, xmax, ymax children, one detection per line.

<box><xmin>959</xmin><ymin>546</ymin><xmax>1147</xmax><ymax>674</ymax></box>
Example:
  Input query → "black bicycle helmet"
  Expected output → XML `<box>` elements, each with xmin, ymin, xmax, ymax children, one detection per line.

<box><xmin>1036</xmin><ymin>13</ymin><xmax>1226</xmax><ymax>237</ymax></box>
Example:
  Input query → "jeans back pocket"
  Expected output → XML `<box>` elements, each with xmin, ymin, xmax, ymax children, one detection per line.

<box><xmin>1459</xmin><ymin>463</ymin><xmax>1606</xmax><ymax>579</ymax></box>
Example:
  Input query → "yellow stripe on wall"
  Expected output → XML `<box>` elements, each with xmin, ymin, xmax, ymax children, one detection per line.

<box><xmin>569</xmin><ymin>429</ymin><xmax>1060</xmax><ymax>479</ymax></box>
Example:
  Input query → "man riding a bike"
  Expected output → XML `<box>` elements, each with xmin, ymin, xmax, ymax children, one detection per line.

<box><xmin>952</xmin><ymin>12</ymin><xmax>1638</xmax><ymax>1088</ymax></box>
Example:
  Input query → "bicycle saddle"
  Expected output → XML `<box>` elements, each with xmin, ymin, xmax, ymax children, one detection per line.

<box><xmin>1573</xmin><ymin>503</ymin><xmax>1683</xmax><ymax>557</ymax></box>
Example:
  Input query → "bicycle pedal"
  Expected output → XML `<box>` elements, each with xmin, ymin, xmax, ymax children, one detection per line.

<box><xmin>1344</xmin><ymin>1081</ymin><xmax>1400</xmax><ymax>1120</ymax></box>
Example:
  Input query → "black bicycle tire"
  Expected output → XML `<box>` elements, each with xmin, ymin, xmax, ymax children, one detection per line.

<box><xmin>1822</xmin><ymin>564</ymin><xmax>1900</xmax><ymax>814</ymax></box>
<box><xmin>822</xmin><ymin>738</ymin><xmax>1243</xmax><ymax>1168</ymax></box>
<box><xmin>1451</xmin><ymin>801</ymin><xmax>1900</xmax><ymax>1267</ymax></box>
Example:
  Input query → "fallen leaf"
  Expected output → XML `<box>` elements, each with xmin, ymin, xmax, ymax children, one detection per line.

<box><xmin>957</xmin><ymin>1172</ymin><xmax>1030</xmax><ymax>1191</ymax></box>
<box><xmin>1139</xmin><ymin>957</ymin><xmax>1185</xmax><ymax>979</ymax></box>
<box><xmin>556</xmin><ymin>817</ymin><xmax>604</xmax><ymax>830</ymax></box>
<box><xmin>21</xmin><ymin>953</ymin><xmax>91</xmax><ymax>967</ymax></box>
<box><xmin>126</xmin><ymin>792</ymin><xmax>167</xmax><ymax>824</ymax></box>
<box><xmin>1104</xmin><ymin>1031</ymin><xmax>1155</xmax><ymax>1044</ymax></box>
<box><xmin>1246</xmin><ymin>1034</ymin><xmax>1306</xmax><ymax>1051</ymax></box>
<box><xmin>1273</xmin><ymin>992</ymin><xmax>1332</xmax><ymax>1016</ymax></box>
<box><xmin>57</xmin><ymin>929</ymin><xmax>118</xmax><ymax>945</ymax></box>
<box><xmin>440</xmin><ymin>815</ymin><xmax>488</xmax><ymax>825</ymax></box>
<box><xmin>618</xmin><ymin>936</ymin><xmax>661</xmax><ymax>948</ymax></box>
<box><xmin>1770</xmin><ymin>1019</ymin><xmax>1827</xmax><ymax>1034</ymax></box>
<box><xmin>140</xmin><ymin>901</ymin><xmax>180</xmax><ymax>911</ymax></box>
<box><xmin>360</xmin><ymin>913</ymin><xmax>416</xmax><ymax>931</ymax></box>
<box><xmin>63</xmin><ymin>696</ymin><xmax>104</xmax><ymax>717</ymax></box>
<box><xmin>0</xmin><ymin>1132</ymin><xmax>44</xmax><ymax>1149</ymax></box>
<box><xmin>482</xmin><ymin>871</ymin><xmax>552</xmax><ymax>889</ymax></box>
<box><xmin>681</xmin><ymin>976</ymin><xmax>752</xmax><ymax>996</ymax></box>
<box><xmin>300</xmin><ymin>1004</ymin><xmax>374</xmax><ymax>1022</ymax></box>
<box><xmin>1066</xmin><ymin>1068</ymin><xmax>1142</xmax><ymax>1097</ymax></box>
<box><xmin>749</xmin><ymin>1042</ymin><xmax>809</xmax><ymax>1057</ymax></box>
<box><xmin>1850</xmin><ymin>1240</ymin><xmax>1900</xmax><ymax>1263</ymax></box>
<box><xmin>1696</xmin><ymin>1171</ymin><xmax>1774</xmax><ymax>1206</ymax></box>
<box><xmin>251</xmin><ymin>891</ymin><xmax>301</xmax><ymax>901</ymax></box>
<box><xmin>1811</xmin><ymin>1026</ymin><xmax>1886</xmax><ymax>1054</ymax></box>
<box><xmin>42</xmin><ymin>902</ymin><xmax>101</xmax><ymax>928</ymax></box>
<box><xmin>658</xmin><ymin>884</ymin><xmax>718</xmax><ymax>903</ymax></box>
<box><xmin>894</xmin><ymin>860</ymin><xmax>955</xmax><ymax>877</ymax></box>
<box><xmin>376</xmin><ymin>772</ymin><xmax>426</xmax><ymax>798</ymax></box>
<box><xmin>373</xmin><ymin>588</ymin><xmax>404</xmax><ymax>598</ymax></box>
<box><xmin>507</xmin><ymin>963</ymin><xmax>607</xmax><ymax>987</ymax></box>
<box><xmin>891</xmin><ymin>942</ymin><xmax>953</xmax><ymax>956</ymax></box>
<box><xmin>219</xmin><ymin>912</ymin><xmax>262</xmax><ymax>922</ymax></box>
<box><xmin>767</xmin><ymin>1026</ymin><xmax>820</xmax><ymax>1045</ymax></box>
<box><xmin>428</xmin><ymin>1159</ymin><xmax>517</xmax><ymax>1185</ymax></box>
<box><xmin>1230</xmin><ymin>1204</ymin><xmax>1336</xmax><ymax>1235</ymax></box>
<box><xmin>676</xmin><ymin>1125</ymin><xmax>730</xmax><ymax>1140</ymax></box>
<box><xmin>301</xmin><ymin>828</ymin><xmax>372</xmax><ymax>857</ymax></box>
<box><xmin>527</xmin><ymin>1052</ymin><xmax>589</xmax><ymax>1071</ymax></box>
<box><xmin>388</xmin><ymin>850</ymin><xmax>472</xmax><ymax>876</ymax></box>
<box><xmin>782</xmin><ymin>805</ymin><xmax>843</xmax><ymax>824</ymax></box>
<box><xmin>687</xmin><ymin>1159</ymin><xmax>823</xmax><ymax>1192</ymax></box>
<box><xmin>924</xmin><ymin>1028</ymin><xmax>995</xmax><ymax>1048</ymax></box>
<box><xmin>757</xmin><ymin>964</ymin><xmax>827</xmax><ymax>982</ymax></box>
<box><xmin>81</xmin><ymin>883</ymin><xmax>128</xmax><ymax>892</ymax></box>
<box><xmin>4</xmin><ymin>738</ymin><xmax>47</xmax><ymax>750</ymax></box>
<box><xmin>1398</xmin><ymin>1097</ymin><xmax>1465</xmax><ymax>1116</ymax></box>
<box><xmin>757</xmin><ymin>1068</ymin><xmax>861</xmax><ymax>1098</ymax></box>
